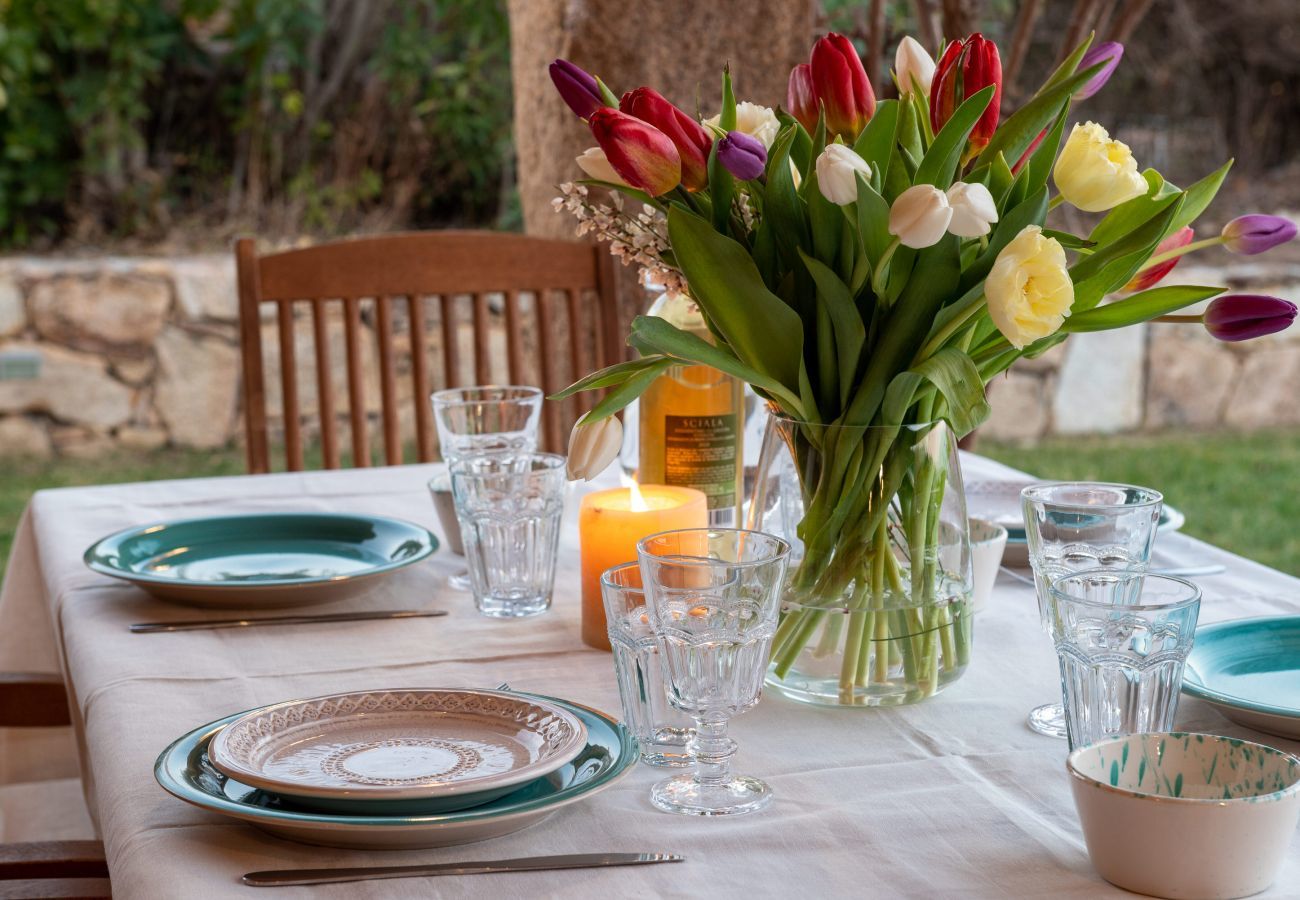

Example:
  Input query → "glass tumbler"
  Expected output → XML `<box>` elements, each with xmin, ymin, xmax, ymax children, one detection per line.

<box><xmin>1048</xmin><ymin>569</ymin><xmax>1201</xmax><ymax>750</ymax></box>
<box><xmin>637</xmin><ymin>528</ymin><xmax>790</xmax><ymax>817</ymax></box>
<box><xmin>1021</xmin><ymin>482</ymin><xmax>1163</xmax><ymax>738</ymax></box>
<box><xmin>601</xmin><ymin>562</ymin><xmax>694</xmax><ymax>767</ymax></box>
<box><xmin>449</xmin><ymin>452</ymin><xmax>565</xmax><ymax>618</ymax></box>
<box><xmin>432</xmin><ymin>386</ymin><xmax>543</xmax><ymax>591</ymax></box>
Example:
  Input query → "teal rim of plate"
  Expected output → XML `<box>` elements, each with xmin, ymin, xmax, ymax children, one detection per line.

<box><xmin>154</xmin><ymin>692</ymin><xmax>637</xmax><ymax>827</ymax></box>
<box><xmin>1181</xmin><ymin>615</ymin><xmax>1300</xmax><ymax>719</ymax></box>
<box><xmin>84</xmin><ymin>512</ymin><xmax>438</xmax><ymax>589</ymax></box>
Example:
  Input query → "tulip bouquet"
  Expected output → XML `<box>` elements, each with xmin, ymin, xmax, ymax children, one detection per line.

<box><xmin>549</xmin><ymin>33</ymin><xmax>1297</xmax><ymax>705</ymax></box>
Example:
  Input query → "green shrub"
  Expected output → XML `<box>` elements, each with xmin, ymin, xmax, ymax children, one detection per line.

<box><xmin>0</xmin><ymin>0</ymin><xmax>514</xmax><ymax>246</ymax></box>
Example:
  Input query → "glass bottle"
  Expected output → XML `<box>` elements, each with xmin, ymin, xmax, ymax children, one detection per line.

<box><xmin>637</xmin><ymin>287</ymin><xmax>744</xmax><ymax>526</ymax></box>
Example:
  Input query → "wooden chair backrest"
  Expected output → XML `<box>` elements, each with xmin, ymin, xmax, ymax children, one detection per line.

<box><xmin>235</xmin><ymin>231</ymin><xmax>623</xmax><ymax>472</ymax></box>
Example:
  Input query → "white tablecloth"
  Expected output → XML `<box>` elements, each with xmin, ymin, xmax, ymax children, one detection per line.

<box><xmin>1</xmin><ymin>454</ymin><xmax>1297</xmax><ymax>899</ymax></box>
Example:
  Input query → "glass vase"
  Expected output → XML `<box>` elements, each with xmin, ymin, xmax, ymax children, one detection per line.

<box><xmin>747</xmin><ymin>412</ymin><xmax>974</xmax><ymax>707</ymax></box>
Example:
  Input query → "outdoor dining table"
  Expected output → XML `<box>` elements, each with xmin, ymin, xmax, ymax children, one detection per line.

<box><xmin>0</xmin><ymin>452</ymin><xmax>1297</xmax><ymax>898</ymax></box>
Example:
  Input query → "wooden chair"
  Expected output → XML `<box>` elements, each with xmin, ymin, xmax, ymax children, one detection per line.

<box><xmin>0</xmin><ymin>674</ymin><xmax>109</xmax><ymax>898</ymax></box>
<box><xmin>236</xmin><ymin>231</ymin><xmax>625</xmax><ymax>473</ymax></box>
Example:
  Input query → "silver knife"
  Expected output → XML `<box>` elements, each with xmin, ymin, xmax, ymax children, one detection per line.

<box><xmin>242</xmin><ymin>852</ymin><xmax>685</xmax><ymax>886</ymax></box>
<box><xmin>130</xmin><ymin>609</ymin><xmax>448</xmax><ymax>634</ymax></box>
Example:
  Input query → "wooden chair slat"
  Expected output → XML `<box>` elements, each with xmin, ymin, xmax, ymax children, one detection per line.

<box><xmin>310</xmin><ymin>299</ymin><xmax>340</xmax><ymax>469</ymax></box>
<box><xmin>440</xmin><ymin>295</ymin><xmax>460</xmax><ymax>390</ymax></box>
<box><xmin>408</xmin><ymin>295</ymin><xmax>434</xmax><ymax>463</ymax></box>
<box><xmin>564</xmin><ymin>287</ymin><xmax>589</xmax><ymax>418</ymax></box>
<box><xmin>472</xmin><ymin>293</ymin><xmax>491</xmax><ymax>385</ymax></box>
<box><xmin>504</xmin><ymin>290</ymin><xmax>525</xmax><ymax>385</ymax></box>
<box><xmin>374</xmin><ymin>296</ymin><xmax>402</xmax><ymax>466</ymax></box>
<box><xmin>535</xmin><ymin>290</ymin><xmax>560</xmax><ymax>453</ymax></box>
<box><xmin>0</xmin><ymin>841</ymin><xmax>107</xmax><ymax>880</ymax></box>
<box><xmin>235</xmin><ymin>238</ymin><xmax>270</xmax><ymax>474</ymax></box>
<box><xmin>276</xmin><ymin>302</ymin><xmax>303</xmax><ymax>471</ymax></box>
<box><xmin>342</xmin><ymin>297</ymin><xmax>369</xmax><ymax>467</ymax></box>
<box><xmin>0</xmin><ymin>673</ymin><xmax>70</xmax><ymax>728</ymax></box>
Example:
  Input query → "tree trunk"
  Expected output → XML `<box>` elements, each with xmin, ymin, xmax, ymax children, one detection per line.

<box><xmin>508</xmin><ymin>0</ymin><xmax>815</xmax><ymax>241</ymax></box>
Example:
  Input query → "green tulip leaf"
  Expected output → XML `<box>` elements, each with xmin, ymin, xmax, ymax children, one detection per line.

<box><xmin>915</xmin><ymin>86</ymin><xmax>994</xmax><ymax>188</ymax></box>
<box><xmin>1042</xmin><ymin>34</ymin><xmax>1095</xmax><ymax>92</ymax></box>
<box><xmin>975</xmin><ymin>59</ymin><xmax>1107</xmax><ymax>171</ymax></box>
<box><xmin>1169</xmin><ymin>159</ymin><xmax>1233</xmax><ymax>232</ymax></box>
<box><xmin>1064</xmin><ymin>285</ymin><xmax>1226</xmax><ymax>332</ymax></box>
<box><xmin>855</xmin><ymin>174</ymin><xmax>893</xmax><ymax>268</ymax></box>
<box><xmin>800</xmin><ymin>250</ymin><xmax>867</xmax><ymax>408</ymax></box>
<box><xmin>667</xmin><ymin>206</ymin><xmax>806</xmax><ymax>391</ymax></box>
<box><xmin>581</xmin><ymin>357</ymin><xmax>676</xmax><ymax>422</ymax></box>
<box><xmin>548</xmin><ymin>354</ymin><xmax>673</xmax><ymax>401</ymax></box>
<box><xmin>853</xmin><ymin>99</ymin><xmax>899</xmax><ymax>180</ymax></box>
<box><xmin>1020</xmin><ymin>103</ymin><xmax>1071</xmax><ymax>198</ymax></box>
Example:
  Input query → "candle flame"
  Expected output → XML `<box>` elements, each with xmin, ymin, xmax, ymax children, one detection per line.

<box><xmin>629</xmin><ymin>478</ymin><xmax>649</xmax><ymax>513</ymax></box>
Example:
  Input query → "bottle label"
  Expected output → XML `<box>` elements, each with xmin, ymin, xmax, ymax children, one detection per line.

<box><xmin>663</xmin><ymin>414</ymin><xmax>737</xmax><ymax>510</ymax></box>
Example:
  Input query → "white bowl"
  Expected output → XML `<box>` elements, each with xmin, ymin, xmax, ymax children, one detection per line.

<box><xmin>1068</xmin><ymin>732</ymin><xmax>1300</xmax><ymax>899</ymax></box>
<box><xmin>968</xmin><ymin>518</ymin><xmax>1008</xmax><ymax>612</ymax></box>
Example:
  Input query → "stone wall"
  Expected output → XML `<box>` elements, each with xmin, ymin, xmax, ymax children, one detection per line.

<box><xmin>0</xmin><ymin>256</ymin><xmax>240</xmax><ymax>458</ymax></box>
<box><xmin>0</xmin><ymin>254</ymin><xmax>1296</xmax><ymax>458</ymax></box>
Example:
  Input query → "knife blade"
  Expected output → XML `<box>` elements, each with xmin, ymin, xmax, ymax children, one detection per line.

<box><xmin>242</xmin><ymin>852</ymin><xmax>685</xmax><ymax>886</ymax></box>
<box><xmin>130</xmin><ymin>608</ymin><xmax>448</xmax><ymax>633</ymax></box>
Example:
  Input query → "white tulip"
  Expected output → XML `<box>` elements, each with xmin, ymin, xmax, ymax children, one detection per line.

<box><xmin>704</xmin><ymin>101</ymin><xmax>781</xmax><ymax>149</ymax></box>
<box><xmin>888</xmin><ymin>184</ymin><xmax>953</xmax><ymax>249</ymax></box>
<box><xmin>575</xmin><ymin>146</ymin><xmax>627</xmax><ymax>186</ymax></box>
<box><xmin>894</xmin><ymin>36</ymin><xmax>935</xmax><ymax>97</ymax></box>
<box><xmin>815</xmin><ymin>144</ymin><xmax>872</xmax><ymax>206</ymax></box>
<box><xmin>945</xmin><ymin>181</ymin><xmax>999</xmax><ymax>237</ymax></box>
<box><xmin>566</xmin><ymin>415</ymin><xmax>623</xmax><ymax>481</ymax></box>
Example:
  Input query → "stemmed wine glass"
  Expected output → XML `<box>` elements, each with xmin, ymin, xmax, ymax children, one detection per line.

<box><xmin>637</xmin><ymin>528</ymin><xmax>789</xmax><ymax>816</ymax></box>
<box><xmin>431</xmin><ymin>386</ymin><xmax>543</xmax><ymax>591</ymax></box>
<box><xmin>1020</xmin><ymin>482</ymin><xmax>1163</xmax><ymax>738</ymax></box>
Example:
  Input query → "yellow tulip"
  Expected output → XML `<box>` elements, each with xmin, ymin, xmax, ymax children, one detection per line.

<box><xmin>985</xmin><ymin>225</ymin><xmax>1075</xmax><ymax>349</ymax></box>
<box><xmin>1052</xmin><ymin>122</ymin><xmax>1149</xmax><ymax>212</ymax></box>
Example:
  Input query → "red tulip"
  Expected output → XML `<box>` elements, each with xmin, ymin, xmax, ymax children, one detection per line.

<box><xmin>810</xmin><ymin>33</ymin><xmax>875</xmax><ymax>140</ymax></box>
<box><xmin>619</xmin><ymin>87</ymin><xmax>712</xmax><ymax>192</ymax></box>
<box><xmin>787</xmin><ymin>64</ymin><xmax>818</xmax><ymax>133</ymax></box>
<box><xmin>1124</xmin><ymin>227</ymin><xmax>1194</xmax><ymax>292</ymax></box>
<box><xmin>930</xmin><ymin>33</ymin><xmax>1002</xmax><ymax>159</ymax></box>
<box><xmin>588</xmin><ymin>108</ymin><xmax>681</xmax><ymax>196</ymax></box>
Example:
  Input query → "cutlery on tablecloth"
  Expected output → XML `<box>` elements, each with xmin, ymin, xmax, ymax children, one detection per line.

<box><xmin>129</xmin><ymin>609</ymin><xmax>448</xmax><ymax>633</ymax></box>
<box><xmin>242</xmin><ymin>853</ymin><xmax>686</xmax><ymax>886</ymax></box>
<box><xmin>998</xmin><ymin>565</ymin><xmax>1225</xmax><ymax>588</ymax></box>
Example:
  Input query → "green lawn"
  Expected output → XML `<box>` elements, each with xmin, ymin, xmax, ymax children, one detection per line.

<box><xmin>0</xmin><ymin>430</ymin><xmax>1296</xmax><ymax>581</ymax></box>
<box><xmin>981</xmin><ymin>430</ymin><xmax>1300</xmax><ymax>576</ymax></box>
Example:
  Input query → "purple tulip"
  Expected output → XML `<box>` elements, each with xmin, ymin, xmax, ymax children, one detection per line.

<box><xmin>1203</xmin><ymin>294</ymin><xmax>1298</xmax><ymax>342</ymax></box>
<box><xmin>549</xmin><ymin>59</ymin><xmax>604</xmax><ymax>120</ymax></box>
<box><xmin>717</xmin><ymin>130</ymin><xmax>767</xmax><ymax>181</ymax></box>
<box><xmin>1221</xmin><ymin>214</ymin><xmax>1298</xmax><ymax>255</ymax></box>
<box><xmin>1074</xmin><ymin>42</ymin><xmax>1123</xmax><ymax>101</ymax></box>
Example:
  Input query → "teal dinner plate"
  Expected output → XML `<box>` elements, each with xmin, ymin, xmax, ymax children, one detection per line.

<box><xmin>154</xmin><ymin>693</ymin><xmax>637</xmax><ymax>850</ymax></box>
<box><xmin>1182</xmin><ymin>616</ymin><xmax>1300</xmax><ymax>740</ymax></box>
<box><xmin>85</xmin><ymin>513</ymin><xmax>437</xmax><ymax>610</ymax></box>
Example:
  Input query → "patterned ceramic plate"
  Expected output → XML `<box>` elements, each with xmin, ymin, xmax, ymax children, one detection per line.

<box><xmin>155</xmin><ymin>693</ymin><xmax>636</xmax><ymax>849</ymax></box>
<box><xmin>84</xmin><ymin>513</ymin><xmax>437</xmax><ymax>609</ymax></box>
<box><xmin>207</xmin><ymin>689</ymin><xmax>588</xmax><ymax>814</ymax></box>
<box><xmin>1183</xmin><ymin>616</ymin><xmax>1300</xmax><ymax>740</ymax></box>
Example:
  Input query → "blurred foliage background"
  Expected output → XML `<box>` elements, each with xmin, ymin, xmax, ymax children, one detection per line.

<box><xmin>0</xmin><ymin>0</ymin><xmax>515</xmax><ymax>247</ymax></box>
<box><xmin>0</xmin><ymin>0</ymin><xmax>1294</xmax><ymax>249</ymax></box>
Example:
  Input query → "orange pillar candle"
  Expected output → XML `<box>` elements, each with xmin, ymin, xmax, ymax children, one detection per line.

<box><xmin>579</xmin><ymin>483</ymin><xmax>708</xmax><ymax>650</ymax></box>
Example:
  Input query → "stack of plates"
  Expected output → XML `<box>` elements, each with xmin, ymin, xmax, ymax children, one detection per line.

<box><xmin>155</xmin><ymin>689</ymin><xmax>636</xmax><ymax>849</ymax></box>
